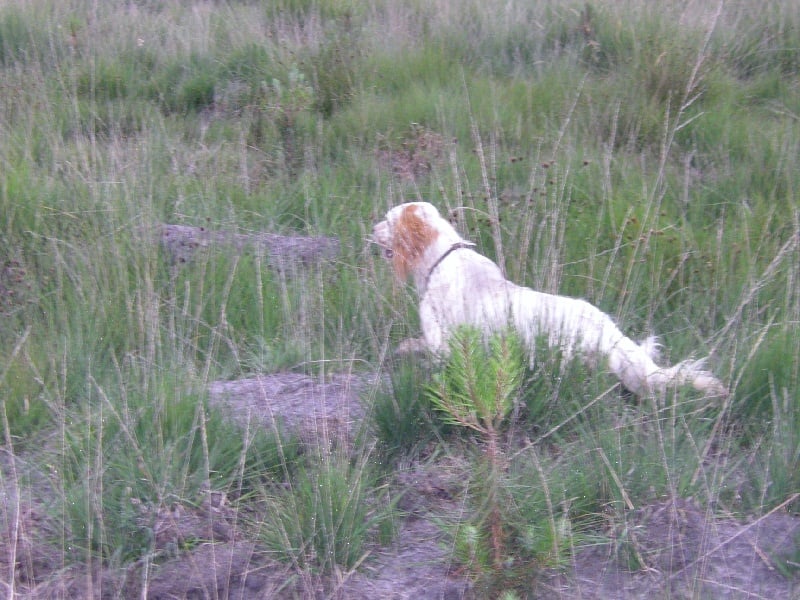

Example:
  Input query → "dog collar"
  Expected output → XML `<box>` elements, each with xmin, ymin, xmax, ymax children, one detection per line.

<box><xmin>423</xmin><ymin>242</ymin><xmax>473</xmax><ymax>291</ymax></box>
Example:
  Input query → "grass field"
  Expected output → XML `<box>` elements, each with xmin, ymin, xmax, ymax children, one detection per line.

<box><xmin>1</xmin><ymin>0</ymin><xmax>798</xmax><ymax>596</ymax></box>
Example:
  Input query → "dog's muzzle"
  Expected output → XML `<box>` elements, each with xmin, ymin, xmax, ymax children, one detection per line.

<box><xmin>371</xmin><ymin>222</ymin><xmax>393</xmax><ymax>259</ymax></box>
<box><xmin>371</xmin><ymin>242</ymin><xmax>392</xmax><ymax>259</ymax></box>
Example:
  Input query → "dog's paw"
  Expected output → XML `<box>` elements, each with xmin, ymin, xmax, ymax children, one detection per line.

<box><xmin>395</xmin><ymin>337</ymin><xmax>430</xmax><ymax>356</ymax></box>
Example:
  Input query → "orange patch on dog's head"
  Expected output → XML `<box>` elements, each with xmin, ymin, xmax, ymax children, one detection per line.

<box><xmin>391</xmin><ymin>204</ymin><xmax>439</xmax><ymax>280</ymax></box>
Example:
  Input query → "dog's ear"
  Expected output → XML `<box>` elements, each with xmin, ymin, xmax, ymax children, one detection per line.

<box><xmin>392</xmin><ymin>204</ymin><xmax>439</xmax><ymax>280</ymax></box>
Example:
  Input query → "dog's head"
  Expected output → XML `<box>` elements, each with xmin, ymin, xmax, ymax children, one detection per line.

<box><xmin>372</xmin><ymin>202</ymin><xmax>444</xmax><ymax>280</ymax></box>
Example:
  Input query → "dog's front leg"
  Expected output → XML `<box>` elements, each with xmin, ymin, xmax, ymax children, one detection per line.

<box><xmin>395</xmin><ymin>337</ymin><xmax>430</xmax><ymax>356</ymax></box>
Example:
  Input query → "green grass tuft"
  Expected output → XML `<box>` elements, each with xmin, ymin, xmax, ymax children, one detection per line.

<box><xmin>55</xmin><ymin>374</ymin><xmax>301</xmax><ymax>564</ymax></box>
<box><xmin>257</xmin><ymin>452</ymin><xmax>397</xmax><ymax>572</ymax></box>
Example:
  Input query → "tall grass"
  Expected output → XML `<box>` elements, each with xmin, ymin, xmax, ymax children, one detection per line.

<box><xmin>0</xmin><ymin>0</ymin><xmax>798</xmax><ymax>594</ymax></box>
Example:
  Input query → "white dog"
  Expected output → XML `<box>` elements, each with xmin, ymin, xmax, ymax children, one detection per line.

<box><xmin>372</xmin><ymin>201</ymin><xmax>727</xmax><ymax>397</ymax></box>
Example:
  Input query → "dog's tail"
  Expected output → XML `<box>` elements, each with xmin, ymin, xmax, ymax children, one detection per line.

<box><xmin>609</xmin><ymin>335</ymin><xmax>728</xmax><ymax>398</ymax></box>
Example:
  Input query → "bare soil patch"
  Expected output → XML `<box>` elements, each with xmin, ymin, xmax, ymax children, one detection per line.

<box><xmin>159</xmin><ymin>223</ymin><xmax>340</xmax><ymax>270</ymax></box>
